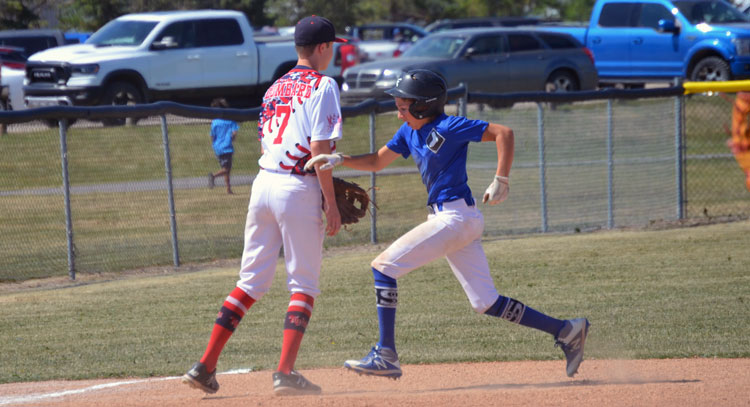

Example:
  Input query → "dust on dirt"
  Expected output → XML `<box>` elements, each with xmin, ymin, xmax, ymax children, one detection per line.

<box><xmin>0</xmin><ymin>358</ymin><xmax>747</xmax><ymax>407</ymax></box>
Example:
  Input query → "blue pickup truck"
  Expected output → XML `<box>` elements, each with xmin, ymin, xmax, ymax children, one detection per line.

<box><xmin>541</xmin><ymin>0</ymin><xmax>750</xmax><ymax>86</ymax></box>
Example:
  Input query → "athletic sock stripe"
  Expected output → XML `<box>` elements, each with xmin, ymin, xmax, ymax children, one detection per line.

<box><xmin>229</xmin><ymin>287</ymin><xmax>255</xmax><ymax>309</ymax></box>
<box><xmin>225</xmin><ymin>296</ymin><xmax>248</xmax><ymax>314</ymax></box>
<box><xmin>288</xmin><ymin>300</ymin><xmax>313</xmax><ymax>312</ymax></box>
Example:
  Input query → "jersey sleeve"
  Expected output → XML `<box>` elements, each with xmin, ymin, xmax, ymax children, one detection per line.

<box><xmin>386</xmin><ymin>124</ymin><xmax>412</xmax><ymax>159</ymax></box>
<box><xmin>444</xmin><ymin>116</ymin><xmax>488</xmax><ymax>143</ymax></box>
<box><xmin>308</xmin><ymin>77</ymin><xmax>343</xmax><ymax>143</ymax></box>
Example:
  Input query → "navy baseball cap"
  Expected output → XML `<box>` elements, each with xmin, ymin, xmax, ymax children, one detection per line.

<box><xmin>294</xmin><ymin>16</ymin><xmax>347</xmax><ymax>46</ymax></box>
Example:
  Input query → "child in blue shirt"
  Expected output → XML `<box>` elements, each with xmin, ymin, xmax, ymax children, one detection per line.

<box><xmin>209</xmin><ymin>98</ymin><xmax>239</xmax><ymax>194</ymax></box>
<box><xmin>306</xmin><ymin>69</ymin><xmax>590</xmax><ymax>380</ymax></box>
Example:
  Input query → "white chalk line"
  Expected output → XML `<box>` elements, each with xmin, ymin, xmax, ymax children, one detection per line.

<box><xmin>0</xmin><ymin>368</ymin><xmax>253</xmax><ymax>406</ymax></box>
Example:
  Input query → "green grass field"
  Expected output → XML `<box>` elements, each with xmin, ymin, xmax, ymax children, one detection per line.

<box><xmin>1</xmin><ymin>95</ymin><xmax>748</xmax><ymax>282</ymax></box>
<box><xmin>0</xmin><ymin>220</ymin><xmax>748</xmax><ymax>384</ymax></box>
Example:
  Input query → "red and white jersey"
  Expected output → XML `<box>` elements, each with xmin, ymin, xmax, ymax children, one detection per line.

<box><xmin>257</xmin><ymin>66</ymin><xmax>343</xmax><ymax>175</ymax></box>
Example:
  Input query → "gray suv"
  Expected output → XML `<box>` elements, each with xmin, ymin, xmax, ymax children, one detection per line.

<box><xmin>341</xmin><ymin>27</ymin><xmax>598</xmax><ymax>105</ymax></box>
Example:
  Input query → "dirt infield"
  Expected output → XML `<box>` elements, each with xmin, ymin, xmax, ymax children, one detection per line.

<box><xmin>1</xmin><ymin>358</ymin><xmax>748</xmax><ymax>406</ymax></box>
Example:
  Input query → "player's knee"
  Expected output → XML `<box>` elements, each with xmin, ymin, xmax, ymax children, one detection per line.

<box><xmin>370</xmin><ymin>256</ymin><xmax>385</xmax><ymax>271</ymax></box>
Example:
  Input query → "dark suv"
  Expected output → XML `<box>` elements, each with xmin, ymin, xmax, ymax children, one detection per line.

<box><xmin>0</xmin><ymin>29</ymin><xmax>66</xmax><ymax>57</ymax></box>
<box><xmin>341</xmin><ymin>27</ymin><xmax>598</xmax><ymax>104</ymax></box>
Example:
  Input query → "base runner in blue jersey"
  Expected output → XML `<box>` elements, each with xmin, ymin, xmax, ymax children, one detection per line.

<box><xmin>305</xmin><ymin>69</ymin><xmax>590</xmax><ymax>379</ymax></box>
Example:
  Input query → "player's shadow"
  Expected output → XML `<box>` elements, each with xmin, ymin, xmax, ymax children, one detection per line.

<box><xmin>328</xmin><ymin>378</ymin><xmax>700</xmax><ymax>396</ymax></box>
<box><xmin>424</xmin><ymin>378</ymin><xmax>701</xmax><ymax>393</ymax></box>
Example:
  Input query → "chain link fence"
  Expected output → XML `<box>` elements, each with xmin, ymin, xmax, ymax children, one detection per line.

<box><xmin>1</xmin><ymin>88</ymin><xmax>748</xmax><ymax>281</ymax></box>
<box><xmin>683</xmin><ymin>93</ymin><xmax>750</xmax><ymax>219</ymax></box>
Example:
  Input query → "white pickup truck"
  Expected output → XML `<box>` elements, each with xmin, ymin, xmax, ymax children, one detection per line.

<box><xmin>23</xmin><ymin>10</ymin><xmax>348</xmax><ymax>118</ymax></box>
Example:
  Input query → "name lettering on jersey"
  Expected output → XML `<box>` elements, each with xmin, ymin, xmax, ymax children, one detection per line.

<box><xmin>264</xmin><ymin>81</ymin><xmax>313</xmax><ymax>99</ymax></box>
<box><xmin>425</xmin><ymin>128</ymin><xmax>445</xmax><ymax>153</ymax></box>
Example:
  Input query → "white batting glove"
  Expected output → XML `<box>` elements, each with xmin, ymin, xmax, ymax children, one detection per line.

<box><xmin>304</xmin><ymin>153</ymin><xmax>344</xmax><ymax>171</ymax></box>
<box><xmin>482</xmin><ymin>175</ymin><xmax>509</xmax><ymax>205</ymax></box>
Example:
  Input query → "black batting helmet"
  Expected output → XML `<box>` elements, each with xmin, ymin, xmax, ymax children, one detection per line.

<box><xmin>385</xmin><ymin>69</ymin><xmax>447</xmax><ymax>119</ymax></box>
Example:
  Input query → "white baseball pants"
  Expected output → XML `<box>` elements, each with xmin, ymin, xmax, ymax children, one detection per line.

<box><xmin>371</xmin><ymin>198</ymin><xmax>501</xmax><ymax>313</ymax></box>
<box><xmin>236</xmin><ymin>170</ymin><xmax>325</xmax><ymax>300</ymax></box>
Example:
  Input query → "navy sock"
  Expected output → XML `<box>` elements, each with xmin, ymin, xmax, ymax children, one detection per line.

<box><xmin>484</xmin><ymin>295</ymin><xmax>565</xmax><ymax>336</ymax></box>
<box><xmin>372</xmin><ymin>268</ymin><xmax>397</xmax><ymax>351</ymax></box>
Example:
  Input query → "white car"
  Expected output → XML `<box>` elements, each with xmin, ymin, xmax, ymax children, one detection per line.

<box><xmin>1</xmin><ymin>65</ymin><xmax>26</xmax><ymax>111</ymax></box>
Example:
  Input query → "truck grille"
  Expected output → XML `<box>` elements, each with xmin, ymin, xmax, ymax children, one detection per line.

<box><xmin>345</xmin><ymin>72</ymin><xmax>378</xmax><ymax>89</ymax></box>
<box><xmin>26</xmin><ymin>63</ymin><xmax>71</xmax><ymax>84</ymax></box>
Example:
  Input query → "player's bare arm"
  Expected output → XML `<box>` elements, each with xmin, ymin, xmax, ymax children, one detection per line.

<box><xmin>311</xmin><ymin>140</ymin><xmax>342</xmax><ymax>236</ymax></box>
<box><xmin>304</xmin><ymin>145</ymin><xmax>399</xmax><ymax>173</ymax></box>
<box><xmin>343</xmin><ymin>146</ymin><xmax>399</xmax><ymax>172</ymax></box>
<box><xmin>482</xmin><ymin>123</ymin><xmax>514</xmax><ymax>177</ymax></box>
<box><xmin>481</xmin><ymin>123</ymin><xmax>514</xmax><ymax>205</ymax></box>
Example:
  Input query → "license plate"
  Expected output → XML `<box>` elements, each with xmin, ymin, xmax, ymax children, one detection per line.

<box><xmin>25</xmin><ymin>97</ymin><xmax>66</xmax><ymax>109</ymax></box>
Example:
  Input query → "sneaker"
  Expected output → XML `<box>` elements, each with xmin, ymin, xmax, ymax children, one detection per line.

<box><xmin>344</xmin><ymin>345</ymin><xmax>402</xmax><ymax>379</ymax></box>
<box><xmin>272</xmin><ymin>370</ymin><xmax>322</xmax><ymax>396</ymax></box>
<box><xmin>182</xmin><ymin>362</ymin><xmax>219</xmax><ymax>394</ymax></box>
<box><xmin>555</xmin><ymin>318</ymin><xmax>591</xmax><ymax>377</ymax></box>
<box><xmin>208</xmin><ymin>173</ymin><xmax>215</xmax><ymax>189</ymax></box>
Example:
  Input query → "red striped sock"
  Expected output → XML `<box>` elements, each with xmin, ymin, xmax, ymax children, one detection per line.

<box><xmin>200</xmin><ymin>287</ymin><xmax>256</xmax><ymax>372</ymax></box>
<box><xmin>277</xmin><ymin>293</ymin><xmax>314</xmax><ymax>374</ymax></box>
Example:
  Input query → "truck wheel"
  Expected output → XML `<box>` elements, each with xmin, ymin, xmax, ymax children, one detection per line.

<box><xmin>690</xmin><ymin>57</ymin><xmax>730</xmax><ymax>82</ymax></box>
<box><xmin>545</xmin><ymin>70</ymin><xmax>579</xmax><ymax>92</ymax></box>
<box><xmin>101</xmin><ymin>82</ymin><xmax>143</xmax><ymax>126</ymax></box>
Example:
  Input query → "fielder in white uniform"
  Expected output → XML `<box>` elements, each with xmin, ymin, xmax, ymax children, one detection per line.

<box><xmin>183</xmin><ymin>15</ymin><xmax>345</xmax><ymax>396</ymax></box>
<box><xmin>306</xmin><ymin>69</ymin><xmax>591</xmax><ymax>380</ymax></box>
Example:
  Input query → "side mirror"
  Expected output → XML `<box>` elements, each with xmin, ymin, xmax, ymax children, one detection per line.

<box><xmin>657</xmin><ymin>19</ymin><xmax>679</xmax><ymax>34</ymax></box>
<box><xmin>151</xmin><ymin>36</ymin><xmax>178</xmax><ymax>50</ymax></box>
<box><xmin>463</xmin><ymin>47</ymin><xmax>477</xmax><ymax>58</ymax></box>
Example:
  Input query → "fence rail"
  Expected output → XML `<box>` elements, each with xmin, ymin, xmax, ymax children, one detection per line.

<box><xmin>1</xmin><ymin>84</ymin><xmax>747</xmax><ymax>281</ymax></box>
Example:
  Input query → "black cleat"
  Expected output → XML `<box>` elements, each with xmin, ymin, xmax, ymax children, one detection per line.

<box><xmin>272</xmin><ymin>370</ymin><xmax>322</xmax><ymax>396</ymax></box>
<box><xmin>182</xmin><ymin>362</ymin><xmax>219</xmax><ymax>394</ymax></box>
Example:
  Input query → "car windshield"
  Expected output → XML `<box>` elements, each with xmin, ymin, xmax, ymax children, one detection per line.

<box><xmin>673</xmin><ymin>0</ymin><xmax>750</xmax><ymax>24</ymax></box>
<box><xmin>87</xmin><ymin>20</ymin><xmax>158</xmax><ymax>46</ymax></box>
<box><xmin>401</xmin><ymin>35</ymin><xmax>466</xmax><ymax>58</ymax></box>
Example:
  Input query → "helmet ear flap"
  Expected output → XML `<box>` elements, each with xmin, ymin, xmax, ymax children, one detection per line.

<box><xmin>408</xmin><ymin>95</ymin><xmax>445</xmax><ymax>119</ymax></box>
<box><xmin>409</xmin><ymin>99</ymin><xmax>429</xmax><ymax>119</ymax></box>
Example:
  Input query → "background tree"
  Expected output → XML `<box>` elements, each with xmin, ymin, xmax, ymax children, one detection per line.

<box><xmin>12</xmin><ymin>0</ymin><xmax>596</xmax><ymax>33</ymax></box>
<box><xmin>0</xmin><ymin>0</ymin><xmax>51</xmax><ymax>30</ymax></box>
<box><xmin>58</xmin><ymin>0</ymin><xmax>129</xmax><ymax>31</ymax></box>
<box><xmin>59</xmin><ymin>0</ymin><xmax>273</xmax><ymax>32</ymax></box>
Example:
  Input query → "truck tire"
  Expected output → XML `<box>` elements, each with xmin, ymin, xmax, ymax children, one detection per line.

<box><xmin>690</xmin><ymin>57</ymin><xmax>731</xmax><ymax>82</ymax></box>
<box><xmin>101</xmin><ymin>82</ymin><xmax>143</xmax><ymax>126</ymax></box>
<box><xmin>545</xmin><ymin>70</ymin><xmax>579</xmax><ymax>92</ymax></box>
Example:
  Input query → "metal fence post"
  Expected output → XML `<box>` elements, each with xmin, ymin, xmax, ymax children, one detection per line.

<box><xmin>607</xmin><ymin>99</ymin><xmax>615</xmax><ymax>229</ymax></box>
<box><xmin>59</xmin><ymin>119</ymin><xmax>75</xmax><ymax>280</ymax></box>
<box><xmin>460</xmin><ymin>82</ymin><xmax>468</xmax><ymax>117</ymax></box>
<box><xmin>369</xmin><ymin>111</ymin><xmax>377</xmax><ymax>244</ymax></box>
<box><xmin>537</xmin><ymin>103</ymin><xmax>548</xmax><ymax>233</ymax></box>
<box><xmin>160</xmin><ymin>115</ymin><xmax>180</xmax><ymax>267</ymax></box>
<box><xmin>674</xmin><ymin>79</ymin><xmax>685</xmax><ymax>219</ymax></box>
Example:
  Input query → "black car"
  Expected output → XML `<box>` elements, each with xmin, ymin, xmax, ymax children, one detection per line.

<box><xmin>424</xmin><ymin>17</ymin><xmax>543</xmax><ymax>33</ymax></box>
<box><xmin>0</xmin><ymin>29</ymin><xmax>66</xmax><ymax>57</ymax></box>
<box><xmin>341</xmin><ymin>27</ymin><xmax>598</xmax><ymax>104</ymax></box>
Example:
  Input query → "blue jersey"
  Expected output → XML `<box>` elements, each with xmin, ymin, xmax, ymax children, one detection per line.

<box><xmin>386</xmin><ymin>114</ymin><xmax>488</xmax><ymax>205</ymax></box>
<box><xmin>211</xmin><ymin>119</ymin><xmax>239</xmax><ymax>156</ymax></box>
